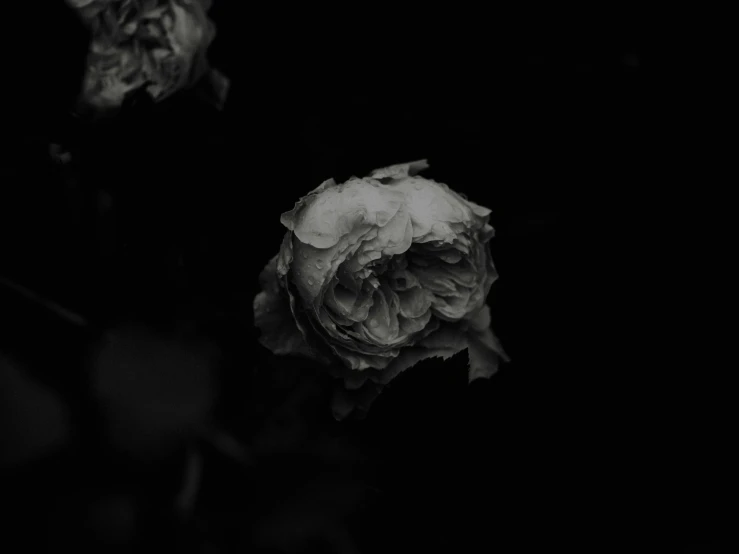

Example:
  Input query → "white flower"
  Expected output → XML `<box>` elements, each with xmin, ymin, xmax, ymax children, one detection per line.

<box><xmin>254</xmin><ymin>161</ymin><xmax>509</xmax><ymax>419</ymax></box>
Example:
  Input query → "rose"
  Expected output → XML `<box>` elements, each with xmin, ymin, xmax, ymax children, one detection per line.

<box><xmin>71</xmin><ymin>0</ymin><xmax>217</xmax><ymax>110</ymax></box>
<box><xmin>254</xmin><ymin>160</ymin><xmax>509</xmax><ymax>419</ymax></box>
<box><xmin>66</xmin><ymin>0</ymin><xmax>217</xmax><ymax>112</ymax></box>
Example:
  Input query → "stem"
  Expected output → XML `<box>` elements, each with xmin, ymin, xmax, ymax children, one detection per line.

<box><xmin>175</xmin><ymin>444</ymin><xmax>204</xmax><ymax>519</ymax></box>
<box><xmin>0</xmin><ymin>276</ymin><xmax>88</xmax><ymax>327</ymax></box>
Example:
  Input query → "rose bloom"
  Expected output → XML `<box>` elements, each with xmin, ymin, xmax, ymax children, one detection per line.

<box><xmin>67</xmin><ymin>0</ymin><xmax>216</xmax><ymax>112</ymax></box>
<box><xmin>254</xmin><ymin>161</ymin><xmax>508</xmax><ymax>419</ymax></box>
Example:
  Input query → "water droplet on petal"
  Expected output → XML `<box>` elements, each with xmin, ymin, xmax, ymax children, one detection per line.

<box><xmin>315</xmin><ymin>261</ymin><xmax>323</xmax><ymax>269</ymax></box>
<box><xmin>414</xmin><ymin>182</ymin><xmax>423</xmax><ymax>190</ymax></box>
<box><xmin>303</xmin><ymin>253</ymin><xmax>308</xmax><ymax>259</ymax></box>
<box><xmin>307</xmin><ymin>278</ymin><xmax>314</xmax><ymax>285</ymax></box>
<box><xmin>369</xmin><ymin>318</ymin><xmax>379</xmax><ymax>328</ymax></box>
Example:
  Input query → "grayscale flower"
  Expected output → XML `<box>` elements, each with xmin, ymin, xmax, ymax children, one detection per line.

<box><xmin>255</xmin><ymin>161</ymin><xmax>508</xmax><ymax>419</ymax></box>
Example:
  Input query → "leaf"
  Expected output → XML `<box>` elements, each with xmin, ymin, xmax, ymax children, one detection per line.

<box><xmin>332</xmin><ymin>309</ymin><xmax>509</xmax><ymax>419</ymax></box>
<box><xmin>372</xmin><ymin>322</ymin><xmax>470</xmax><ymax>386</ymax></box>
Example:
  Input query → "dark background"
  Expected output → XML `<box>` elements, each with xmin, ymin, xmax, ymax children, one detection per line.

<box><xmin>1</xmin><ymin>3</ymin><xmax>723</xmax><ymax>552</ymax></box>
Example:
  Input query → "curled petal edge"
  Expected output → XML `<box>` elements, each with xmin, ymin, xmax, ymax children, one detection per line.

<box><xmin>330</xmin><ymin>304</ymin><xmax>509</xmax><ymax>420</ymax></box>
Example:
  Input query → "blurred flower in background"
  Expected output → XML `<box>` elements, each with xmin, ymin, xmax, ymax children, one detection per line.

<box><xmin>66</xmin><ymin>0</ymin><xmax>222</xmax><ymax>114</ymax></box>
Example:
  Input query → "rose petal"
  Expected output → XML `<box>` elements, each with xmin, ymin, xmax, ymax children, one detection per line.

<box><xmin>368</xmin><ymin>159</ymin><xmax>430</xmax><ymax>180</ymax></box>
<box><xmin>349</xmin><ymin>204</ymin><xmax>414</xmax><ymax>265</ymax></box>
<box><xmin>253</xmin><ymin>256</ymin><xmax>317</xmax><ymax>359</ymax></box>
<box><xmin>461</xmin><ymin>305</ymin><xmax>510</xmax><ymax>382</ymax></box>
<box><xmin>382</xmin><ymin>283</ymin><xmax>400</xmax><ymax>312</ymax></box>
<box><xmin>430</xmin><ymin>289</ymin><xmax>475</xmax><ymax>321</ymax></box>
<box><xmin>324</xmin><ymin>281</ymin><xmax>359</xmax><ymax>319</ymax></box>
<box><xmin>392</xmin><ymin>177</ymin><xmax>480</xmax><ymax>238</ymax></box>
<box><xmin>466</xmin><ymin>199</ymin><xmax>493</xmax><ymax>218</ymax></box>
<box><xmin>281</xmin><ymin>278</ymin><xmax>335</xmax><ymax>365</ymax></box>
<box><xmin>397</xmin><ymin>309</ymin><xmax>433</xmax><ymax>336</ymax></box>
<box><xmin>412</xmin><ymin>266</ymin><xmax>459</xmax><ymax>294</ymax></box>
<box><xmin>479</xmin><ymin>223</ymin><xmax>496</xmax><ymax>242</ymax></box>
<box><xmin>387</xmin><ymin>267</ymin><xmax>420</xmax><ymax>291</ymax></box>
<box><xmin>363</xmin><ymin>287</ymin><xmax>397</xmax><ymax>343</ymax></box>
<box><xmin>466</xmin><ymin>304</ymin><xmax>492</xmax><ymax>332</ymax></box>
<box><xmin>467</xmin><ymin>330</ymin><xmax>510</xmax><ymax>383</ymax></box>
<box><xmin>280</xmin><ymin>178</ymin><xmax>337</xmax><ymax>231</ymax></box>
<box><xmin>436</xmin><ymin>249</ymin><xmax>464</xmax><ymax>264</ymax></box>
<box><xmin>313</xmin><ymin>302</ymin><xmax>404</xmax><ymax>360</ymax></box>
<box><xmin>336</xmin><ymin>264</ymin><xmax>362</xmax><ymax>295</ymax></box>
<box><xmin>395</xmin><ymin>286</ymin><xmax>432</xmax><ymax>319</ymax></box>
<box><xmin>289</xmin><ymin>224</ymin><xmax>375</xmax><ymax>306</ymax></box>
<box><xmin>276</xmin><ymin>232</ymin><xmax>294</xmax><ymax>278</ymax></box>
<box><xmin>283</xmin><ymin>181</ymin><xmax>405</xmax><ymax>249</ymax></box>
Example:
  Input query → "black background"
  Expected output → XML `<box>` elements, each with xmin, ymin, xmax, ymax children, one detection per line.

<box><xmin>1</xmin><ymin>2</ymin><xmax>723</xmax><ymax>552</ymax></box>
